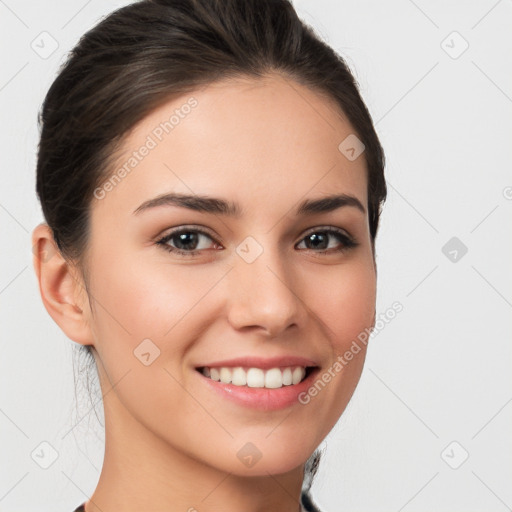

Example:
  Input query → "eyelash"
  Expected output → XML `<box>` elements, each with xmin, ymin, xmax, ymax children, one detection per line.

<box><xmin>155</xmin><ymin>225</ymin><xmax>359</xmax><ymax>257</ymax></box>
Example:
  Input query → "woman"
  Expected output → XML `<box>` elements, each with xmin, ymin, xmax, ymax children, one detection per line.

<box><xmin>32</xmin><ymin>0</ymin><xmax>386</xmax><ymax>510</ymax></box>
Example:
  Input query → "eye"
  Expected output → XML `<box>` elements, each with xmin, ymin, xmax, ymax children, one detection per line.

<box><xmin>156</xmin><ymin>225</ymin><xmax>358</xmax><ymax>257</ymax></box>
<box><xmin>156</xmin><ymin>227</ymin><xmax>221</xmax><ymax>256</ymax></box>
<box><xmin>296</xmin><ymin>227</ymin><xmax>358</xmax><ymax>254</ymax></box>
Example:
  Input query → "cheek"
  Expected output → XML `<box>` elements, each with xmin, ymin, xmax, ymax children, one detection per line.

<box><xmin>291</xmin><ymin>259</ymin><xmax>375</xmax><ymax>443</ymax></box>
<box><xmin>311</xmin><ymin>258</ymin><xmax>376</xmax><ymax>352</ymax></box>
<box><xmin>305</xmin><ymin>257</ymin><xmax>374</xmax><ymax>386</ymax></box>
<box><xmin>87</xmin><ymin>249</ymin><xmax>224</xmax><ymax>344</ymax></box>
<box><xmin>85</xmin><ymin>254</ymin><xmax>219</xmax><ymax>436</ymax></box>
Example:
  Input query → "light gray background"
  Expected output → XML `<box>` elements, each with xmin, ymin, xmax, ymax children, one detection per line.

<box><xmin>1</xmin><ymin>1</ymin><xmax>511</xmax><ymax>511</ymax></box>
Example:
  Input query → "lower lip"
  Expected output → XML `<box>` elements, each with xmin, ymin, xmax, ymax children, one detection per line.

<box><xmin>196</xmin><ymin>368</ymin><xmax>320</xmax><ymax>411</ymax></box>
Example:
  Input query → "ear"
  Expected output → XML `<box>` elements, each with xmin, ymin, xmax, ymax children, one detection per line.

<box><xmin>32</xmin><ymin>223</ymin><xmax>94</xmax><ymax>346</ymax></box>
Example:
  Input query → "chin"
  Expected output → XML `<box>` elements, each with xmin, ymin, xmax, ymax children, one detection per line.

<box><xmin>202</xmin><ymin>436</ymin><xmax>319</xmax><ymax>477</ymax></box>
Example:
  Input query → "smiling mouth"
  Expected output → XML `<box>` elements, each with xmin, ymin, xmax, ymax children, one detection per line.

<box><xmin>196</xmin><ymin>365</ymin><xmax>316</xmax><ymax>389</ymax></box>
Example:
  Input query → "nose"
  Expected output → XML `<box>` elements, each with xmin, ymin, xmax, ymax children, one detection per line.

<box><xmin>226</xmin><ymin>242</ymin><xmax>305</xmax><ymax>338</ymax></box>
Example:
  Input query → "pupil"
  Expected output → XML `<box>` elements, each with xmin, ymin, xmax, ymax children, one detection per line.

<box><xmin>175</xmin><ymin>232</ymin><xmax>198</xmax><ymax>250</ymax></box>
<box><xmin>308</xmin><ymin>233</ymin><xmax>327</xmax><ymax>250</ymax></box>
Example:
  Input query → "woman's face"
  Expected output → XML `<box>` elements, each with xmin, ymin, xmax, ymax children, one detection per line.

<box><xmin>82</xmin><ymin>73</ymin><xmax>376</xmax><ymax>476</ymax></box>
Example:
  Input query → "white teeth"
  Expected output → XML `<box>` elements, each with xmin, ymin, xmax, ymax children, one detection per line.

<box><xmin>231</xmin><ymin>367</ymin><xmax>247</xmax><ymax>386</ymax></box>
<box><xmin>201</xmin><ymin>365</ymin><xmax>308</xmax><ymax>388</ymax></box>
<box><xmin>265</xmin><ymin>368</ymin><xmax>283</xmax><ymax>389</ymax></box>
<box><xmin>292</xmin><ymin>367</ymin><xmax>303</xmax><ymax>385</ymax></box>
<box><xmin>247</xmin><ymin>368</ymin><xmax>265</xmax><ymax>387</ymax></box>
<box><xmin>219</xmin><ymin>367</ymin><xmax>232</xmax><ymax>384</ymax></box>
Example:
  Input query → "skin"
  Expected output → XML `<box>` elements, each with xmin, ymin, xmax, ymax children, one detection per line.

<box><xmin>32</xmin><ymin>72</ymin><xmax>376</xmax><ymax>512</ymax></box>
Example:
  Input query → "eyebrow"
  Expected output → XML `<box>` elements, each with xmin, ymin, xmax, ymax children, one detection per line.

<box><xmin>133</xmin><ymin>192</ymin><xmax>366</xmax><ymax>216</ymax></box>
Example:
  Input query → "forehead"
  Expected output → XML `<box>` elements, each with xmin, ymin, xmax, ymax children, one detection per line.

<box><xmin>93</xmin><ymin>72</ymin><xmax>368</xmax><ymax>219</ymax></box>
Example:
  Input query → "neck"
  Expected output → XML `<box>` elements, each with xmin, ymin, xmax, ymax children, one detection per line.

<box><xmin>84</xmin><ymin>389</ymin><xmax>305</xmax><ymax>512</ymax></box>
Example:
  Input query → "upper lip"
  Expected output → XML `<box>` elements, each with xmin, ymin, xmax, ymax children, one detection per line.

<box><xmin>195</xmin><ymin>356</ymin><xmax>319</xmax><ymax>370</ymax></box>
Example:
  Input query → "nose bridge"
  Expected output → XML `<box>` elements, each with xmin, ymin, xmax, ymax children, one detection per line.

<box><xmin>227</xmin><ymin>235</ymin><xmax>302</xmax><ymax>336</ymax></box>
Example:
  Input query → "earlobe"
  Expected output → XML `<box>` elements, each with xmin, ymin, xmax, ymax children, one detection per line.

<box><xmin>32</xmin><ymin>223</ymin><xmax>93</xmax><ymax>346</ymax></box>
